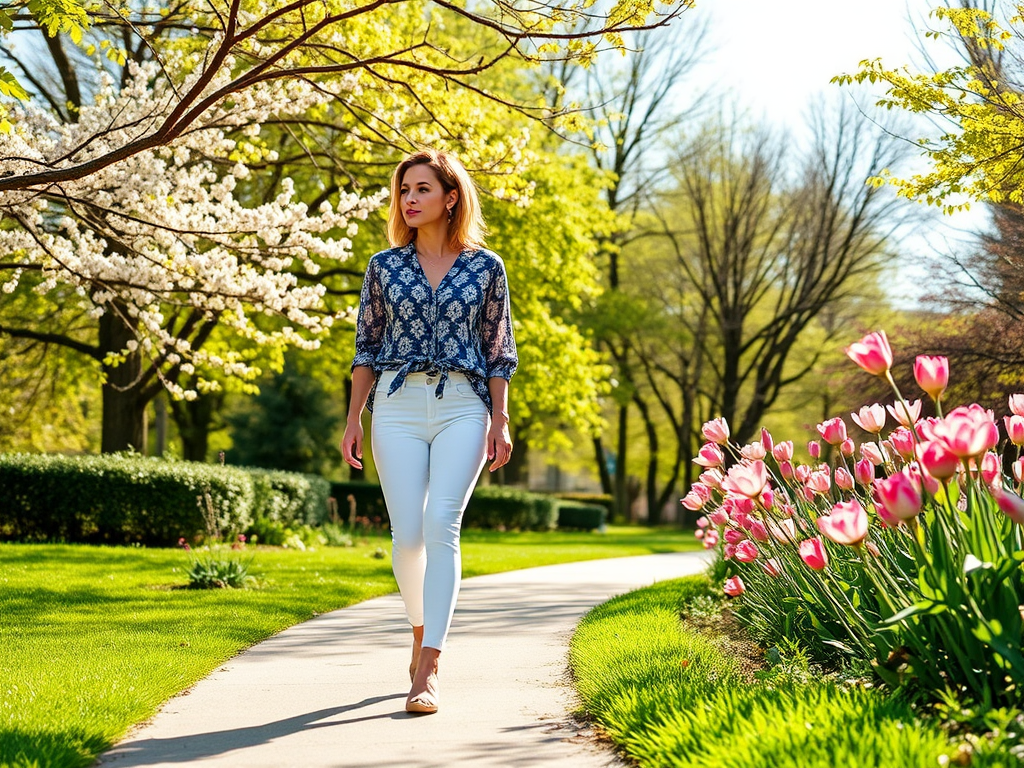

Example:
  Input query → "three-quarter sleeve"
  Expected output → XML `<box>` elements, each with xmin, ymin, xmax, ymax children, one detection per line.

<box><xmin>481</xmin><ymin>257</ymin><xmax>518</xmax><ymax>380</ymax></box>
<box><xmin>351</xmin><ymin>256</ymin><xmax>385</xmax><ymax>371</ymax></box>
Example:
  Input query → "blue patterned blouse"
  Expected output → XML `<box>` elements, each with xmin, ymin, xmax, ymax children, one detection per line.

<box><xmin>351</xmin><ymin>243</ymin><xmax>518</xmax><ymax>414</ymax></box>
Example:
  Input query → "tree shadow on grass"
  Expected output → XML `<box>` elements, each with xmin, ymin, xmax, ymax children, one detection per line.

<box><xmin>0</xmin><ymin>725</ymin><xmax>112</xmax><ymax>768</ymax></box>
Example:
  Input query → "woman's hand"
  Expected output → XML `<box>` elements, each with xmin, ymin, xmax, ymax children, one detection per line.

<box><xmin>487</xmin><ymin>415</ymin><xmax>512</xmax><ymax>472</ymax></box>
<box><xmin>341</xmin><ymin>418</ymin><xmax>364</xmax><ymax>470</ymax></box>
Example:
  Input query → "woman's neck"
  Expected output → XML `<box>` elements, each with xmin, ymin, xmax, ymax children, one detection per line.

<box><xmin>415</xmin><ymin>224</ymin><xmax>452</xmax><ymax>257</ymax></box>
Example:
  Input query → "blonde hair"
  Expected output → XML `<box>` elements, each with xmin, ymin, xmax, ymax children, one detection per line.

<box><xmin>386</xmin><ymin>150</ymin><xmax>487</xmax><ymax>250</ymax></box>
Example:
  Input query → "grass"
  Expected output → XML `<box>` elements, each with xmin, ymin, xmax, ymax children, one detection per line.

<box><xmin>568</xmin><ymin>575</ymin><xmax>1018</xmax><ymax>768</ymax></box>
<box><xmin>0</xmin><ymin>526</ymin><xmax>699</xmax><ymax>768</ymax></box>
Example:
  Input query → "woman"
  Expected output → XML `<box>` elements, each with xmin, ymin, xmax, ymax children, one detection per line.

<box><xmin>341</xmin><ymin>150</ymin><xmax>518</xmax><ymax>715</ymax></box>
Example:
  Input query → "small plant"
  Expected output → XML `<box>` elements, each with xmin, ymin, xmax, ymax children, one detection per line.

<box><xmin>178</xmin><ymin>483</ymin><xmax>258</xmax><ymax>589</ymax></box>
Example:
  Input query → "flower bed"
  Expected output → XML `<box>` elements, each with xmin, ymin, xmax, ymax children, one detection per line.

<box><xmin>689</xmin><ymin>330</ymin><xmax>1024</xmax><ymax>709</ymax></box>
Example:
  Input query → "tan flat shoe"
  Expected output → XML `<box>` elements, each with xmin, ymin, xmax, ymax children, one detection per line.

<box><xmin>405</xmin><ymin>674</ymin><xmax>439</xmax><ymax>714</ymax></box>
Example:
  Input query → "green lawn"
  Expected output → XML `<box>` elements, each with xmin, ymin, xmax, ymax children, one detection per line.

<box><xmin>569</xmin><ymin>576</ymin><xmax>1016</xmax><ymax>767</ymax></box>
<box><xmin>0</xmin><ymin>527</ymin><xmax>698</xmax><ymax>768</ymax></box>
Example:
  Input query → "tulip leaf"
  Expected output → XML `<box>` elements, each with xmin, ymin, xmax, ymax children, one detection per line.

<box><xmin>883</xmin><ymin>600</ymin><xmax>947</xmax><ymax>625</ymax></box>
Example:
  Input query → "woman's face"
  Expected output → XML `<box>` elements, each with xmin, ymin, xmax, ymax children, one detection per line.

<box><xmin>400</xmin><ymin>164</ymin><xmax>455</xmax><ymax>229</ymax></box>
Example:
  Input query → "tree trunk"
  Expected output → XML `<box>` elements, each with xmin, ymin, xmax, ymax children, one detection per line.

<box><xmin>615</xmin><ymin>403</ymin><xmax>629</xmax><ymax>521</ymax></box>
<box><xmin>99</xmin><ymin>308</ymin><xmax>145</xmax><ymax>453</ymax></box>
<box><xmin>503</xmin><ymin>424</ymin><xmax>530</xmax><ymax>486</ymax></box>
<box><xmin>634</xmin><ymin>393</ymin><xmax>662</xmax><ymax>525</ymax></box>
<box><xmin>167</xmin><ymin>390</ymin><xmax>224</xmax><ymax>462</ymax></box>
<box><xmin>593</xmin><ymin>437</ymin><xmax>612</xmax><ymax>495</ymax></box>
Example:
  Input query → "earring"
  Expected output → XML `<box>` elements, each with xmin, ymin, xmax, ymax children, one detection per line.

<box><xmin>447</xmin><ymin>206</ymin><xmax>454</xmax><ymax>222</ymax></box>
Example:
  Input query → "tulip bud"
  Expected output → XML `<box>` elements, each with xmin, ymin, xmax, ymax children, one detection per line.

<box><xmin>860</xmin><ymin>442</ymin><xmax>885</xmax><ymax>466</ymax></box>
<box><xmin>723</xmin><ymin>543</ymin><xmax>737</xmax><ymax>559</ymax></box>
<box><xmin>1010</xmin><ymin>394</ymin><xmax>1024</xmax><ymax>417</ymax></box>
<box><xmin>840</xmin><ymin>438</ymin><xmax>855</xmax><ymax>457</ymax></box>
<box><xmin>724</xmin><ymin>528</ymin><xmax>746</xmax><ymax>545</ymax></box>
<box><xmin>855</xmin><ymin>458</ymin><xmax>875</xmax><ymax>486</ymax></box>
<box><xmin>760</xmin><ymin>487</ymin><xmax>775</xmax><ymax>509</ymax></box>
<box><xmin>709</xmin><ymin>510</ymin><xmax>729</xmax><ymax>526</ymax></box>
<box><xmin>992</xmin><ymin>487</ymin><xmax>1024</xmax><ymax>525</ymax></box>
<box><xmin>799</xmin><ymin>537</ymin><xmax>829</xmax><ymax>570</ymax></box>
<box><xmin>740</xmin><ymin>442</ymin><xmax>767</xmax><ymax>460</ymax></box>
<box><xmin>701</xmin><ymin>417</ymin><xmax>730</xmax><ymax>445</ymax></box>
<box><xmin>748</xmin><ymin>519</ymin><xmax>769</xmax><ymax>542</ymax></box>
<box><xmin>681</xmin><ymin>491</ymin><xmax>706</xmax><ymax>511</ymax></box>
<box><xmin>873</xmin><ymin>470</ymin><xmax>922</xmax><ymax>521</ymax></box>
<box><xmin>779</xmin><ymin>460</ymin><xmax>795</xmax><ymax>481</ymax></box>
<box><xmin>981</xmin><ymin>452</ymin><xmax>1001</xmax><ymax>485</ymax></box>
<box><xmin>1006</xmin><ymin>415</ymin><xmax>1024</xmax><ymax>447</ymax></box>
<box><xmin>835</xmin><ymin>466</ymin><xmax>855</xmax><ymax>491</ymax></box>
<box><xmin>772</xmin><ymin>441</ymin><xmax>794</xmax><ymax>461</ymax></box>
<box><xmin>808</xmin><ymin>440</ymin><xmax>821</xmax><ymax>459</ymax></box>
<box><xmin>761</xmin><ymin>558</ymin><xmax>783</xmax><ymax>577</ymax></box>
<box><xmin>735</xmin><ymin>540</ymin><xmax>759</xmax><ymax>562</ymax></box>
<box><xmin>696</xmin><ymin>516</ymin><xmax>709</xmax><ymax>528</ymax></box>
<box><xmin>760</xmin><ymin>428</ymin><xmax>774</xmax><ymax>454</ymax></box>
<box><xmin>914</xmin><ymin>355</ymin><xmax>949</xmax><ymax>401</ymax></box>
<box><xmin>723</xmin><ymin>576</ymin><xmax>745</xmax><ymax>596</ymax></box>
<box><xmin>699</xmin><ymin>469</ymin><xmax>724</xmax><ymax>490</ymax></box>
<box><xmin>817</xmin><ymin>417</ymin><xmax>848</xmax><ymax>446</ymax></box>
<box><xmin>795</xmin><ymin>464</ymin><xmax>811</xmax><ymax>483</ymax></box>
<box><xmin>1014</xmin><ymin>457</ymin><xmax>1024</xmax><ymax>484</ymax></box>
<box><xmin>694</xmin><ymin>442</ymin><xmax>725</xmax><ymax>467</ymax></box>
<box><xmin>845</xmin><ymin>331</ymin><xmax>893</xmax><ymax>376</ymax></box>
<box><xmin>889</xmin><ymin>427</ymin><xmax>915</xmax><ymax>460</ymax></box>
<box><xmin>917</xmin><ymin>439</ymin><xmax>959</xmax><ymax>481</ymax></box>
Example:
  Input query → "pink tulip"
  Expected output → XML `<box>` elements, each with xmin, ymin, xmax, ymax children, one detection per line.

<box><xmin>851</xmin><ymin>404</ymin><xmax>886</xmax><ymax>433</ymax></box>
<box><xmin>806</xmin><ymin>470</ymin><xmax>831</xmax><ymax>494</ymax></box>
<box><xmin>855</xmin><ymin>458</ymin><xmax>875</xmax><ymax>486</ymax></box>
<box><xmin>993</xmin><ymin>487</ymin><xmax>1024</xmax><ymax>524</ymax></box>
<box><xmin>699</xmin><ymin>469</ymin><xmax>725</xmax><ymax>490</ymax></box>
<box><xmin>723</xmin><ymin>576</ymin><xmax>745</xmax><ymax>596</ymax></box>
<box><xmin>808</xmin><ymin>440</ymin><xmax>821</xmax><ymax>459</ymax></box>
<box><xmin>887</xmin><ymin>400</ymin><xmax>922</xmax><ymax>429</ymax></box>
<box><xmin>845</xmin><ymin>331</ymin><xmax>893</xmax><ymax>376</ymax></box>
<box><xmin>772</xmin><ymin>441</ymin><xmax>794</xmax><ymax>461</ymax></box>
<box><xmin>779</xmin><ymin>503</ymin><xmax>796</xmax><ymax>518</ymax></box>
<box><xmin>916</xmin><ymin>439</ymin><xmax>959</xmax><ymax>481</ymax></box>
<box><xmin>914</xmin><ymin>356</ymin><xmax>949</xmax><ymax>401</ymax></box>
<box><xmin>725</xmin><ymin>528</ymin><xmax>746</xmax><ymax>545</ymax></box>
<box><xmin>694</xmin><ymin>442</ymin><xmax>725</xmax><ymax>467</ymax></box>
<box><xmin>761</xmin><ymin>558</ymin><xmax>783</xmax><ymax>577</ymax></box>
<box><xmin>760</xmin><ymin>487</ymin><xmax>775</xmax><ymax>509</ymax></box>
<box><xmin>696</xmin><ymin>516</ymin><xmax>709</xmax><ymax>528</ymax></box>
<box><xmin>873</xmin><ymin>471</ymin><xmax>922</xmax><ymax>521</ymax></box>
<box><xmin>735</xmin><ymin>540</ymin><xmax>759</xmax><ymax>562</ymax></box>
<box><xmin>889</xmin><ymin>427</ymin><xmax>916</xmax><ymax>460</ymax></box>
<box><xmin>741</xmin><ymin>442</ymin><xmax>767</xmax><ymax>460</ymax></box>
<box><xmin>721</xmin><ymin>460</ymin><xmax>769</xmax><ymax>499</ymax></box>
<box><xmin>816</xmin><ymin>499</ymin><xmax>869</xmax><ymax>546</ymax></box>
<box><xmin>694</xmin><ymin>529</ymin><xmax>704</xmax><ymax>539</ymax></box>
<box><xmin>702</xmin><ymin>417</ymin><xmax>730</xmax><ymax>445</ymax></box>
<box><xmin>769</xmin><ymin>518</ymin><xmax>797</xmax><ymax>543</ymax></box>
<box><xmin>835</xmin><ymin>466</ymin><xmax>855</xmax><ymax>491</ymax></box>
<box><xmin>840</xmin><ymin>438</ymin><xmax>856</xmax><ymax>457</ymax></box>
<box><xmin>817</xmin><ymin>417</ymin><xmax>848</xmax><ymax>446</ymax></box>
<box><xmin>981</xmin><ymin>452</ymin><xmax>1001</xmax><ymax>485</ymax></box>
<box><xmin>799</xmin><ymin>537</ymin><xmax>829</xmax><ymax>570</ymax></box>
<box><xmin>795</xmin><ymin>464</ymin><xmax>811</xmax><ymax>483</ymax></box>
<box><xmin>907</xmin><ymin>462</ymin><xmax>940</xmax><ymax>496</ymax></box>
<box><xmin>709</xmin><ymin>509</ymin><xmax>729</xmax><ymax>526</ymax></box>
<box><xmin>748</xmin><ymin>519</ymin><xmax>769</xmax><ymax>542</ymax></box>
<box><xmin>780</xmin><ymin>460</ymin><xmax>795</xmax><ymax>481</ymax></box>
<box><xmin>1013</xmin><ymin>457</ymin><xmax>1024</xmax><ymax>484</ymax></box>
<box><xmin>726</xmin><ymin>497</ymin><xmax>756</xmax><ymax>518</ymax></box>
<box><xmin>723</xmin><ymin>543</ymin><xmax>737</xmax><ymax>559</ymax></box>
<box><xmin>733</xmin><ymin>511</ymin><xmax>751</xmax><ymax>530</ymax></box>
<box><xmin>860</xmin><ymin>442</ymin><xmax>885</xmax><ymax>466</ymax></box>
<box><xmin>930</xmin><ymin>404</ymin><xmax>1000</xmax><ymax>459</ymax></box>
<box><xmin>1005</xmin><ymin>415</ymin><xmax>1024</xmax><ymax>447</ymax></box>
<box><xmin>681</xmin><ymin>491</ymin><xmax>706</xmax><ymax>511</ymax></box>
<box><xmin>1010</xmin><ymin>394</ymin><xmax>1024</xmax><ymax>417</ymax></box>
<box><xmin>703</xmin><ymin>529</ymin><xmax>719</xmax><ymax>549</ymax></box>
<box><xmin>761</xmin><ymin>428</ymin><xmax>774</xmax><ymax>454</ymax></box>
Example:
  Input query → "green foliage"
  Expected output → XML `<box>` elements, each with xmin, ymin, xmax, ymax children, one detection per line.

<box><xmin>464</xmin><ymin>486</ymin><xmax>559</xmax><ymax>531</ymax></box>
<box><xmin>226</xmin><ymin>355</ymin><xmax>342</xmax><ymax>476</ymax></box>
<box><xmin>570</xmin><ymin>576</ymin><xmax>976</xmax><ymax>767</ymax></box>
<box><xmin>555</xmin><ymin>492</ymin><xmax>614</xmax><ymax>515</ymax></box>
<box><xmin>329</xmin><ymin>481</ymin><xmax>388</xmax><ymax>523</ymax></box>
<box><xmin>246</xmin><ymin>467</ymin><xmax>332</xmax><ymax>526</ymax></box>
<box><xmin>184</xmin><ymin>546</ymin><xmax>256</xmax><ymax>589</ymax></box>
<box><xmin>555</xmin><ymin>501</ymin><xmax>606</xmax><ymax>530</ymax></box>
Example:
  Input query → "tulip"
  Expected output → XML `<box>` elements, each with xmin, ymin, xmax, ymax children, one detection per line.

<box><xmin>817</xmin><ymin>417</ymin><xmax>848</xmax><ymax>446</ymax></box>
<box><xmin>806</xmin><ymin>470</ymin><xmax>831</xmax><ymax>494</ymax></box>
<box><xmin>930</xmin><ymin>404</ymin><xmax>1000</xmax><ymax>459</ymax></box>
<box><xmin>887</xmin><ymin>400</ymin><xmax>922</xmax><ymax>429</ymax></box>
<box><xmin>835</xmin><ymin>466</ymin><xmax>855</xmax><ymax>491</ymax></box>
<box><xmin>914</xmin><ymin>355</ymin><xmax>949</xmax><ymax>401</ymax></box>
<box><xmin>865</xmin><ymin>541</ymin><xmax>881</xmax><ymax>558</ymax></box>
<box><xmin>694</xmin><ymin>442</ymin><xmax>725</xmax><ymax>467</ymax></box>
<box><xmin>733</xmin><ymin>511</ymin><xmax>751</xmax><ymax>530</ymax></box>
<box><xmin>845</xmin><ymin>331</ymin><xmax>893</xmax><ymax>376</ymax></box>
<box><xmin>696</xmin><ymin>516</ymin><xmax>709</xmax><ymax>528</ymax></box>
<box><xmin>1010</xmin><ymin>394</ymin><xmax>1024</xmax><ymax>417</ymax></box>
<box><xmin>748</xmin><ymin>519</ymin><xmax>769</xmax><ymax>542</ymax></box>
<box><xmin>721</xmin><ymin>460</ymin><xmax>769</xmax><ymax>499</ymax></box>
<box><xmin>761</xmin><ymin>428</ymin><xmax>774</xmax><ymax>454</ymax></box>
<box><xmin>702</xmin><ymin>417</ymin><xmax>730</xmax><ymax>445</ymax></box>
<box><xmin>779</xmin><ymin>460</ymin><xmax>795</xmax><ymax>481</ymax></box>
<box><xmin>694</xmin><ymin>528</ymin><xmax>704</xmax><ymax>539</ymax></box>
<box><xmin>726</xmin><ymin>496</ymin><xmax>756</xmax><ymax>518</ymax></box>
<box><xmin>916</xmin><ymin>439</ymin><xmax>959</xmax><ymax>480</ymax></box>
<box><xmin>808</xmin><ymin>440</ymin><xmax>821</xmax><ymax>459</ymax></box>
<box><xmin>779</xmin><ymin>503</ymin><xmax>796</xmax><ymax>518</ymax></box>
<box><xmin>907</xmin><ymin>462</ymin><xmax>940</xmax><ymax>496</ymax></box>
<box><xmin>681</xmin><ymin>491</ymin><xmax>706</xmax><ymax>511</ymax></box>
<box><xmin>703</xmin><ymin>529</ymin><xmax>719</xmax><ymax>549</ymax></box>
<box><xmin>1006</xmin><ymin>415</ymin><xmax>1024</xmax><ymax>447</ymax></box>
<box><xmin>795</xmin><ymin>464</ymin><xmax>811</xmax><ymax>483</ymax></box>
<box><xmin>769</xmin><ymin>518</ymin><xmax>797</xmax><ymax>543</ymax></box>
<box><xmin>873</xmin><ymin>471</ymin><xmax>922</xmax><ymax>521</ymax></box>
<box><xmin>993</xmin><ymin>487</ymin><xmax>1024</xmax><ymax>525</ymax></box>
<box><xmin>816</xmin><ymin>499</ymin><xmax>869</xmax><ymax>546</ymax></box>
<box><xmin>889</xmin><ymin>427</ymin><xmax>916</xmax><ymax>460</ymax></box>
<box><xmin>723</xmin><ymin>543</ymin><xmax>737</xmax><ymax>559</ymax></box>
<box><xmin>724</xmin><ymin>528</ymin><xmax>746</xmax><ymax>545</ymax></box>
<box><xmin>760</xmin><ymin>487</ymin><xmax>775</xmax><ymax>509</ymax></box>
<box><xmin>981</xmin><ymin>452</ymin><xmax>1001</xmax><ymax>485</ymax></box>
<box><xmin>799</xmin><ymin>537</ymin><xmax>829</xmax><ymax>570</ymax></box>
<box><xmin>851</xmin><ymin>404</ymin><xmax>886</xmax><ymax>433</ymax></box>
<box><xmin>1014</xmin><ymin>457</ymin><xmax>1024</xmax><ymax>484</ymax></box>
<box><xmin>741</xmin><ymin>442</ymin><xmax>767</xmax><ymax>460</ymax></box>
<box><xmin>723</xmin><ymin>576</ymin><xmax>745</xmax><ymax>596</ymax></box>
<box><xmin>772</xmin><ymin>441</ymin><xmax>794</xmax><ymax>461</ymax></box>
<box><xmin>699</xmin><ymin>468</ymin><xmax>725</xmax><ymax>490</ymax></box>
<box><xmin>761</xmin><ymin>558</ymin><xmax>783</xmax><ymax>577</ymax></box>
<box><xmin>840</xmin><ymin>438</ymin><xmax>856</xmax><ymax>457</ymax></box>
<box><xmin>709</xmin><ymin>510</ymin><xmax>729</xmax><ymax>526</ymax></box>
<box><xmin>855</xmin><ymin>458</ymin><xmax>875</xmax><ymax>486</ymax></box>
<box><xmin>860</xmin><ymin>442</ymin><xmax>885</xmax><ymax>466</ymax></box>
<box><xmin>735</xmin><ymin>540</ymin><xmax>759</xmax><ymax>562</ymax></box>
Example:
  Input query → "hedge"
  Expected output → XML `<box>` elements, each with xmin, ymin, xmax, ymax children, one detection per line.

<box><xmin>556</xmin><ymin>502</ymin><xmax>607</xmax><ymax>531</ymax></box>
<box><xmin>329</xmin><ymin>481</ymin><xmax>389</xmax><ymax>523</ymax></box>
<box><xmin>464</xmin><ymin>486</ymin><xmax>559</xmax><ymax>531</ymax></box>
<box><xmin>0</xmin><ymin>454</ymin><xmax>332</xmax><ymax>546</ymax></box>
<box><xmin>554</xmin><ymin>492</ymin><xmax>614</xmax><ymax>517</ymax></box>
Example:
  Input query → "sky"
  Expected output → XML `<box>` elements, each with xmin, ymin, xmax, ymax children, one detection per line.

<box><xmin>678</xmin><ymin>0</ymin><xmax>985</xmax><ymax>306</ymax></box>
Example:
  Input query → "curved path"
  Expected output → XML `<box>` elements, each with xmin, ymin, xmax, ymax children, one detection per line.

<box><xmin>98</xmin><ymin>551</ymin><xmax>709</xmax><ymax>768</ymax></box>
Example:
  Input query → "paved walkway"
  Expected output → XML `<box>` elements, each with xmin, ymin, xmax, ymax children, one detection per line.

<box><xmin>98</xmin><ymin>551</ymin><xmax>709</xmax><ymax>768</ymax></box>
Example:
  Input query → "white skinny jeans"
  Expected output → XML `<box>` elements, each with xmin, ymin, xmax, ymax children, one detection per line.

<box><xmin>371</xmin><ymin>369</ymin><xmax>488</xmax><ymax>651</ymax></box>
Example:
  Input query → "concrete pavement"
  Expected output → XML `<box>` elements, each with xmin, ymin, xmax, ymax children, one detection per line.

<box><xmin>98</xmin><ymin>551</ymin><xmax>710</xmax><ymax>768</ymax></box>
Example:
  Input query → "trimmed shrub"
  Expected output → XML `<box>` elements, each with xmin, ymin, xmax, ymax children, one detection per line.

<box><xmin>464</xmin><ymin>486</ymin><xmax>559</xmax><ymax>531</ymax></box>
<box><xmin>556</xmin><ymin>502</ymin><xmax>606</xmax><ymax>531</ymax></box>
<box><xmin>247</xmin><ymin>468</ymin><xmax>332</xmax><ymax>526</ymax></box>
<box><xmin>0</xmin><ymin>453</ymin><xmax>253</xmax><ymax>546</ymax></box>
<box><xmin>555</xmin><ymin>492</ymin><xmax>614</xmax><ymax>517</ymax></box>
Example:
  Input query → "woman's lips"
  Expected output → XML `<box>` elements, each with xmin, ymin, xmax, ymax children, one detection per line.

<box><xmin>406</xmin><ymin>209</ymin><xmax>420</xmax><ymax>216</ymax></box>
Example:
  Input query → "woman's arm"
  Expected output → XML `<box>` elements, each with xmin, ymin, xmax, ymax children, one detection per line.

<box><xmin>341</xmin><ymin>365</ymin><xmax>377</xmax><ymax>470</ymax></box>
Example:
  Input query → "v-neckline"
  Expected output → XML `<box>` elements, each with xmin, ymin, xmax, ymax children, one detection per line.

<box><xmin>413</xmin><ymin>245</ymin><xmax>466</xmax><ymax>294</ymax></box>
